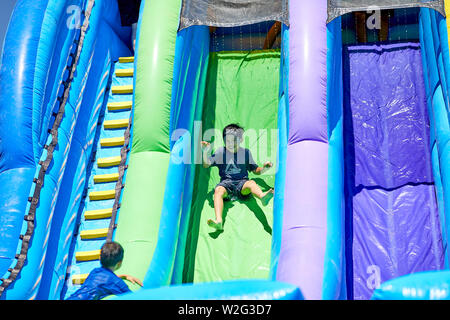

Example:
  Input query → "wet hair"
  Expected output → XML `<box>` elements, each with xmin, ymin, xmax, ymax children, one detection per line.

<box><xmin>222</xmin><ymin>123</ymin><xmax>244</xmax><ymax>141</ymax></box>
<box><xmin>100</xmin><ymin>241</ymin><xmax>124</xmax><ymax>268</ymax></box>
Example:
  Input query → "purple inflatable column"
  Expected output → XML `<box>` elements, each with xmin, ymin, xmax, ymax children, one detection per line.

<box><xmin>276</xmin><ymin>0</ymin><xmax>329</xmax><ymax>299</ymax></box>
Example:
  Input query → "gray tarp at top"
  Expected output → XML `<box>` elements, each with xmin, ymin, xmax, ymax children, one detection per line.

<box><xmin>179</xmin><ymin>0</ymin><xmax>289</xmax><ymax>30</ymax></box>
<box><xmin>328</xmin><ymin>0</ymin><xmax>445</xmax><ymax>23</ymax></box>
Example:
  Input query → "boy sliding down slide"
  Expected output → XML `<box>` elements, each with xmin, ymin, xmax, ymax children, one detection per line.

<box><xmin>201</xmin><ymin>124</ymin><xmax>274</xmax><ymax>231</ymax></box>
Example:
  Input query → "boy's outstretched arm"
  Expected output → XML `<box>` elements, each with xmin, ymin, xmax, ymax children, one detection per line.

<box><xmin>201</xmin><ymin>141</ymin><xmax>213</xmax><ymax>168</ymax></box>
<box><xmin>253</xmin><ymin>161</ymin><xmax>273</xmax><ymax>175</ymax></box>
<box><xmin>117</xmin><ymin>274</ymin><xmax>143</xmax><ymax>287</ymax></box>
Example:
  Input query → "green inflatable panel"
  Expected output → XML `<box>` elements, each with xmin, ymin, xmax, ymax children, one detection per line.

<box><xmin>114</xmin><ymin>151</ymin><xmax>170</xmax><ymax>289</ymax></box>
<box><xmin>183</xmin><ymin>50</ymin><xmax>281</xmax><ymax>283</ymax></box>
<box><xmin>113</xmin><ymin>0</ymin><xmax>181</xmax><ymax>291</ymax></box>
<box><xmin>131</xmin><ymin>0</ymin><xmax>180</xmax><ymax>154</ymax></box>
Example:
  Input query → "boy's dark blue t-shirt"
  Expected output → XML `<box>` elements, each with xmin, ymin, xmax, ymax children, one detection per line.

<box><xmin>66</xmin><ymin>267</ymin><xmax>131</xmax><ymax>300</ymax></box>
<box><xmin>209</xmin><ymin>147</ymin><xmax>258</xmax><ymax>181</ymax></box>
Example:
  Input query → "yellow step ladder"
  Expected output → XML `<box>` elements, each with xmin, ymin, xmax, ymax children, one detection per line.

<box><xmin>93</xmin><ymin>173</ymin><xmax>119</xmax><ymax>183</ymax></box>
<box><xmin>107</xmin><ymin>101</ymin><xmax>132</xmax><ymax>111</ymax></box>
<box><xmin>72</xmin><ymin>274</ymin><xmax>89</xmax><ymax>285</ymax></box>
<box><xmin>118</xmin><ymin>56</ymin><xmax>134</xmax><ymax>63</ymax></box>
<box><xmin>100</xmin><ymin>137</ymin><xmax>125</xmax><ymax>147</ymax></box>
<box><xmin>103</xmin><ymin>119</ymin><xmax>129</xmax><ymax>129</ymax></box>
<box><xmin>80</xmin><ymin>228</ymin><xmax>109</xmax><ymax>240</ymax></box>
<box><xmin>71</xmin><ymin>55</ymin><xmax>135</xmax><ymax>289</ymax></box>
<box><xmin>115</xmin><ymin>68</ymin><xmax>134</xmax><ymax>77</ymax></box>
<box><xmin>89</xmin><ymin>189</ymin><xmax>116</xmax><ymax>201</ymax></box>
<box><xmin>84</xmin><ymin>208</ymin><xmax>113</xmax><ymax>220</ymax></box>
<box><xmin>75</xmin><ymin>250</ymin><xmax>101</xmax><ymax>262</ymax></box>
<box><xmin>97</xmin><ymin>156</ymin><xmax>121</xmax><ymax>168</ymax></box>
<box><xmin>111</xmin><ymin>85</ymin><xmax>133</xmax><ymax>94</ymax></box>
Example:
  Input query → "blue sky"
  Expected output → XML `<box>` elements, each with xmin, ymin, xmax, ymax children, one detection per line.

<box><xmin>0</xmin><ymin>0</ymin><xmax>18</xmax><ymax>58</ymax></box>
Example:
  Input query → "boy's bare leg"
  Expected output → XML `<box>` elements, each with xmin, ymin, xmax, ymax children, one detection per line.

<box><xmin>241</xmin><ymin>180</ymin><xmax>274</xmax><ymax>206</ymax></box>
<box><xmin>208</xmin><ymin>186</ymin><xmax>227</xmax><ymax>230</ymax></box>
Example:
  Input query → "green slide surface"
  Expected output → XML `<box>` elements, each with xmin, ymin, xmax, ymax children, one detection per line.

<box><xmin>183</xmin><ymin>50</ymin><xmax>281</xmax><ymax>283</ymax></box>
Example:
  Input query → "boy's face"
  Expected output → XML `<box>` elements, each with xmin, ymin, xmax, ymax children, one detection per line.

<box><xmin>224</xmin><ymin>134</ymin><xmax>241</xmax><ymax>153</ymax></box>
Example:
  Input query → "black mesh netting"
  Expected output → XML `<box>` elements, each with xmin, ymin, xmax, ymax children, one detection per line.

<box><xmin>328</xmin><ymin>0</ymin><xmax>444</xmax><ymax>22</ymax></box>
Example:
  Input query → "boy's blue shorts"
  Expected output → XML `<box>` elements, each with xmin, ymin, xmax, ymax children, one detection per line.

<box><xmin>216</xmin><ymin>179</ymin><xmax>251</xmax><ymax>201</ymax></box>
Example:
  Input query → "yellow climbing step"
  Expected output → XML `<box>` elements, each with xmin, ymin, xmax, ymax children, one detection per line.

<box><xmin>80</xmin><ymin>228</ymin><xmax>109</xmax><ymax>240</ymax></box>
<box><xmin>100</xmin><ymin>137</ymin><xmax>125</xmax><ymax>147</ymax></box>
<box><xmin>116</xmin><ymin>68</ymin><xmax>134</xmax><ymax>77</ymax></box>
<box><xmin>104</xmin><ymin>119</ymin><xmax>129</xmax><ymax>129</ymax></box>
<box><xmin>84</xmin><ymin>208</ymin><xmax>113</xmax><ymax>220</ymax></box>
<box><xmin>107</xmin><ymin>101</ymin><xmax>132</xmax><ymax>111</ymax></box>
<box><xmin>111</xmin><ymin>85</ymin><xmax>133</xmax><ymax>94</ymax></box>
<box><xmin>72</xmin><ymin>274</ymin><xmax>89</xmax><ymax>285</ymax></box>
<box><xmin>97</xmin><ymin>156</ymin><xmax>121</xmax><ymax>167</ymax></box>
<box><xmin>89</xmin><ymin>189</ymin><xmax>116</xmax><ymax>201</ymax></box>
<box><xmin>75</xmin><ymin>250</ymin><xmax>101</xmax><ymax>262</ymax></box>
<box><xmin>119</xmin><ymin>56</ymin><xmax>134</xmax><ymax>63</ymax></box>
<box><xmin>93</xmin><ymin>173</ymin><xmax>119</xmax><ymax>183</ymax></box>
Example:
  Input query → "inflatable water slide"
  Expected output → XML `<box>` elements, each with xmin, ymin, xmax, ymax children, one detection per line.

<box><xmin>0</xmin><ymin>0</ymin><xmax>449</xmax><ymax>300</ymax></box>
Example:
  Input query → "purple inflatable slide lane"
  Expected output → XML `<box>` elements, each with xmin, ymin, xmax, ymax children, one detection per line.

<box><xmin>343</xmin><ymin>42</ymin><xmax>444</xmax><ymax>300</ymax></box>
<box><xmin>275</xmin><ymin>1</ymin><xmax>443</xmax><ymax>300</ymax></box>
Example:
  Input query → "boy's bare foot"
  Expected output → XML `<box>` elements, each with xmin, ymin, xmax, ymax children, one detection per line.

<box><xmin>207</xmin><ymin>219</ymin><xmax>223</xmax><ymax>231</ymax></box>
<box><xmin>260</xmin><ymin>189</ymin><xmax>274</xmax><ymax>207</ymax></box>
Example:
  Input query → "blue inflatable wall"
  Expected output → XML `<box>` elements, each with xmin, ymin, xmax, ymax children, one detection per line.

<box><xmin>0</xmin><ymin>0</ymin><xmax>131</xmax><ymax>299</ymax></box>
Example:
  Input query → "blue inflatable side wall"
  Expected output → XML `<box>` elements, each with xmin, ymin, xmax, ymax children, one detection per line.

<box><xmin>372</xmin><ymin>270</ymin><xmax>450</xmax><ymax>300</ymax></box>
<box><xmin>420</xmin><ymin>9</ymin><xmax>450</xmax><ymax>267</ymax></box>
<box><xmin>118</xmin><ymin>279</ymin><xmax>304</xmax><ymax>300</ymax></box>
<box><xmin>270</xmin><ymin>23</ymin><xmax>289</xmax><ymax>280</ymax></box>
<box><xmin>0</xmin><ymin>0</ymin><xmax>132</xmax><ymax>299</ymax></box>
<box><xmin>0</xmin><ymin>0</ymin><xmax>50</xmax><ymax>294</ymax></box>
<box><xmin>15</xmin><ymin>0</ymin><xmax>92</xmax><ymax>300</ymax></box>
<box><xmin>324</xmin><ymin>16</ymin><xmax>346</xmax><ymax>300</ymax></box>
<box><xmin>144</xmin><ymin>25</ymin><xmax>210</xmax><ymax>287</ymax></box>
<box><xmin>38</xmin><ymin>0</ymin><xmax>131</xmax><ymax>300</ymax></box>
<box><xmin>39</xmin><ymin>57</ymin><xmax>113</xmax><ymax>300</ymax></box>
<box><xmin>168</xmin><ymin>25</ymin><xmax>210</xmax><ymax>286</ymax></box>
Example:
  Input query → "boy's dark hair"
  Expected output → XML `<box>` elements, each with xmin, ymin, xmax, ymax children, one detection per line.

<box><xmin>223</xmin><ymin>123</ymin><xmax>244</xmax><ymax>140</ymax></box>
<box><xmin>100</xmin><ymin>241</ymin><xmax>124</xmax><ymax>268</ymax></box>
